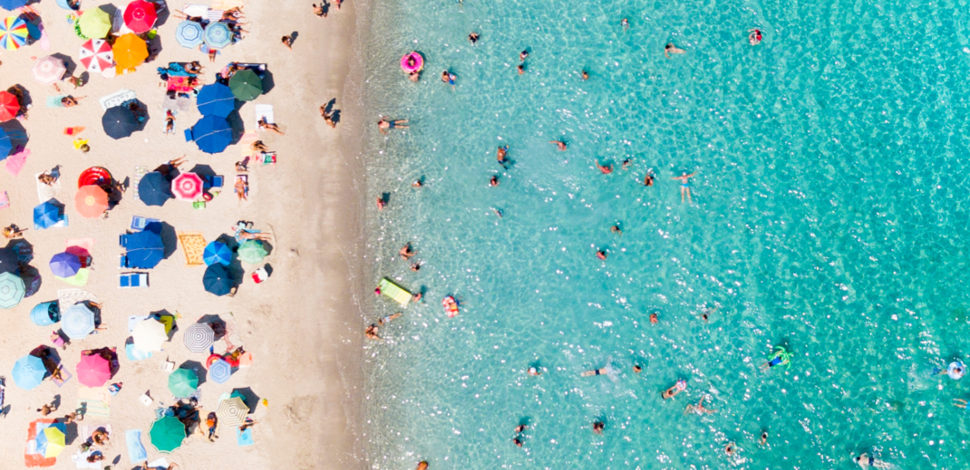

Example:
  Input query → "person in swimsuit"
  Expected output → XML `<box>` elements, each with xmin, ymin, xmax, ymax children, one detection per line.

<box><xmin>399</xmin><ymin>243</ymin><xmax>416</xmax><ymax>260</ymax></box>
<box><xmin>527</xmin><ymin>366</ymin><xmax>541</xmax><ymax>376</ymax></box>
<box><xmin>549</xmin><ymin>140</ymin><xmax>567</xmax><ymax>151</ymax></box>
<box><xmin>489</xmin><ymin>175</ymin><xmax>499</xmax><ymax>187</ymax></box>
<box><xmin>854</xmin><ymin>452</ymin><xmax>892</xmax><ymax>469</ymax></box>
<box><xmin>376</xmin><ymin>195</ymin><xmax>386</xmax><ymax>210</ymax></box>
<box><xmin>517</xmin><ymin>64</ymin><xmax>525</xmax><ymax>75</ymax></box>
<box><xmin>365</xmin><ymin>312</ymin><xmax>402</xmax><ymax>340</ymax></box>
<box><xmin>610</xmin><ymin>224</ymin><xmax>622</xmax><ymax>235</ymax></box>
<box><xmin>724</xmin><ymin>442</ymin><xmax>736</xmax><ymax>456</ymax></box>
<box><xmin>622</xmin><ymin>18</ymin><xmax>629</xmax><ymax>30</ymax></box>
<box><xmin>592</xmin><ymin>421</ymin><xmax>605</xmax><ymax>434</ymax></box>
<box><xmin>662</xmin><ymin>379</ymin><xmax>687</xmax><ymax>399</ymax></box>
<box><xmin>684</xmin><ymin>395</ymin><xmax>715</xmax><ymax>414</ymax></box>
<box><xmin>759</xmin><ymin>431</ymin><xmax>768</xmax><ymax>445</ymax></box>
<box><xmin>581</xmin><ymin>70</ymin><xmax>589</xmax><ymax>80</ymax></box>
<box><xmin>468</xmin><ymin>32</ymin><xmax>479</xmax><ymax>44</ymax></box>
<box><xmin>581</xmin><ymin>367</ymin><xmax>609</xmax><ymax>377</ymax></box>
<box><xmin>748</xmin><ymin>28</ymin><xmax>763</xmax><ymax>45</ymax></box>
<box><xmin>953</xmin><ymin>398</ymin><xmax>970</xmax><ymax>408</ymax></box>
<box><xmin>519</xmin><ymin>50</ymin><xmax>528</xmax><ymax>61</ymax></box>
<box><xmin>650</xmin><ymin>313</ymin><xmax>659</xmax><ymax>324</ymax></box>
<box><xmin>643</xmin><ymin>170</ymin><xmax>655</xmax><ymax>186</ymax></box>
<box><xmin>664</xmin><ymin>43</ymin><xmax>686</xmax><ymax>58</ymax></box>
<box><xmin>416</xmin><ymin>461</ymin><xmax>429</xmax><ymax>470</ymax></box>
<box><xmin>441</xmin><ymin>71</ymin><xmax>457</xmax><ymax>88</ymax></box>
<box><xmin>633</xmin><ymin>364</ymin><xmax>642</xmax><ymax>373</ymax></box>
<box><xmin>497</xmin><ymin>145</ymin><xmax>509</xmax><ymax>166</ymax></box>
<box><xmin>595</xmin><ymin>161</ymin><xmax>613</xmax><ymax>174</ymax></box>
<box><xmin>596</xmin><ymin>249</ymin><xmax>607</xmax><ymax>260</ymax></box>
<box><xmin>378</xmin><ymin>117</ymin><xmax>409</xmax><ymax>134</ymax></box>
<box><xmin>672</xmin><ymin>172</ymin><xmax>695</xmax><ymax>203</ymax></box>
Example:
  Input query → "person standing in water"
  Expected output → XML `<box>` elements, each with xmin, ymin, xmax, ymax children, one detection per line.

<box><xmin>672</xmin><ymin>172</ymin><xmax>695</xmax><ymax>203</ymax></box>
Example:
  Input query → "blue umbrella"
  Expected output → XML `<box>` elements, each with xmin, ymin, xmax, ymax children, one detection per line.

<box><xmin>138</xmin><ymin>172</ymin><xmax>172</xmax><ymax>206</ymax></box>
<box><xmin>0</xmin><ymin>127</ymin><xmax>11</xmax><ymax>158</ymax></box>
<box><xmin>203</xmin><ymin>241</ymin><xmax>232</xmax><ymax>266</ymax></box>
<box><xmin>121</xmin><ymin>223</ymin><xmax>164</xmax><ymax>269</ymax></box>
<box><xmin>30</xmin><ymin>301</ymin><xmax>60</xmax><ymax>326</ymax></box>
<box><xmin>175</xmin><ymin>20</ymin><xmax>204</xmax><ymax>48</ymax></box>
<box><xmin>203</xmin><ymin>264</ymin><xmax>232</xmax><ymax>296</ymax></box>
<box><xmin>55</xmin><ymin>0</ymin><xmax>79</xmax><ymax>10</ymax></box>
<box><xmin>102</xmin><ymin>105</ymin><xmax>141</xmax><ymax>139</ymax></box>
<box><xmin>61</xmin><ymin>303</ymin><xmax>95</xmax><ymax>339</ymax></box>
<box><xmin>33</xmin><ymin>199</ymin><xmax>66</xmax><ymax>229</ymax></box>
<box><xmin>185</xmin><ymin>115</ymin><xmax>232</xmax><ymax>154</ymax></box>
<box><xmin>203</xmin><ymin>22</ymin><xmax>231</xmax><ymax>49</ymax></box>
<box><xmin>0</xmin><ymin>271</ymin><xmax>24</xmax><ymax>308</ymax></box>
<box><xmin>49</xmin><ymin>252</ymin><xmax>81</xmax><ymax>277</ymax></box>
<box><xmin>0</xmin><ymin>0</ymin><xmax>27</xmax><ymax>10</ymax></box>
<box><xmin>196</xmin><ymin>83</ymin><xmax>235</xmax><ymax>118</ymax></box>
<box><xmin>12</xmin><ymin>354</ymin><xmax>46</xmax><ymax>390</ymax></box>
<box><xmin>208</xmin><ymin>358</ymin><xmax>232</xmax><ymax>383</ymax></box>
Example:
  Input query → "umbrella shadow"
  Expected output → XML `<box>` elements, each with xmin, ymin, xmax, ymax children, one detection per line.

<box><xmin>226</xmin><ymin>109</ymin><xmax>245</xmax><ymax>146</ymax></box>
<box><xmin>1</xmin><ymin>118</ymin><xmax>29</xmax><ymax>151</ymax></box>
<box><xmin>21</xmin><ymin>11</ymin><xmax>44</xmax><ymax>47</ymax></box>
<box><xmin>197</xmin><ymin>314</ymin><xmax>227</xmax><ymax>341</ymax></box>
<box><xmin>84</xmin><ymin>301</ymin><xmax>104</xmax><ymax>327</ymax></box>
<box><xmin>154</xmin><ymin>221</ymin><xmax>178</xmax><ymax>258</ymax></box>
<box><xmin>62</xmin><ymin>421</ymin><xmax>79</xmax><ymax>445</ymax></box>
<box><xmin>230</xmin><ymin>387</ymin><xmax>259</xmax><ymax>413</ymax></box>
<box><xmin>150</xmin><ymin>309</ymin><xmax>177</xmax><ymax>337</ymax></box>
<box><xmin>5</xmin><ymin>238</ymin><xmax>34</xmax><ymax>264</ymax></box>
<box><xmin>179</xmin><ymin>360</ymin><xmax>207</xmax><ymax>387</ymax></box>
<box><xmin>50</xmin><ymin>53</ymin><xmax>76</xmax><ymax>79</ymax></box>
<box><xmin>259</xmin><ymin>68</ymin><xmax>275</xmax><ymax>95</ymax></box>
<box><xmin>19</xmin><ymin>264</ymin><xmax>42</xmax><ymax>298</ymax></box>
<box><xmin>154</xmin><ymin>3</ymin><xmax>170</xmax><ymax>27</ymax></box>
<box><xmin>125</xmin><ymin>99</ymin><xmax>151</xmax><ymax>132</ymax></box>
<box><xmin>215</xmin><ymin>233</ymin><xmax>239</xmax><ymax>252</ymax></box>
<box><xmin>146</xmin><ymin>34</ymin><xmax>163</xmax><ymax>64</ymax></box>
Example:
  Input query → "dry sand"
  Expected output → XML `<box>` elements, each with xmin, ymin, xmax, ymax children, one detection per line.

<box><xmin>0</xmin><ymin>0</ymin><xmax>368</xmax><ymax>468</ymax></box>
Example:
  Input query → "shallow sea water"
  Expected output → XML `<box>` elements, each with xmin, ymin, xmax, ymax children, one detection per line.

<box><xmin>359</xmin><ymin>0</ymin><xmax>970</xmax><ymax>467</ymax></box>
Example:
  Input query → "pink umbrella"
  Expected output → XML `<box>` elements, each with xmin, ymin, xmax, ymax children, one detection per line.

<box><xmin>123</xmin><ymin>0</ymin><xmax>157</xmax><ymax>34</ymax></box>
<box><xmin>171</xmin><ymin>172</ymin><xmax>203</xmax><ymax>201</ymax></box>
<box><xmin>78</xmin><ymin>38</ymin><xmax>114</xmax><ymax>74</ymax></box>
<box><xmin>76</xmin><ymin>351</ymin><xmax>112</xmax><ymax>387</ymax></box>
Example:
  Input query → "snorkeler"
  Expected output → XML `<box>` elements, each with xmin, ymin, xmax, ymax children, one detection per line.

<box><xmin>760</xmin><ymin>346</ymin><xmax>793</xmax><ymax>371</ymax></box>
<box><xmin>662</xmin><ymin>379</ymin><xmax>687</xmax><ymax>399</ymax></box>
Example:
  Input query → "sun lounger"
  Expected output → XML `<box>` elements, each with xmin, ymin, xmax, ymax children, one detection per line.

<box><xmin>119</xmin><ymin>272</ymin><xmax>148</xmax><ymax>288</ymax></box>
<box><xmin>130</xmin><ymin>215</ymin><xmax>161</xmax><ymax>232</ymax></box>
<box><xmin>204</xmin><ymin>175</ymin><xmax>224</xmax><ymax>189</ymax></box>
<box><xmin>99</xmin><ymin>89</ymin><xmax>137</xmax><ymax>111</ymax></box>
<box><xmin>378</xmin><ymin>277</ymin><xmax>413</xmax><ymax>307</ymax></box>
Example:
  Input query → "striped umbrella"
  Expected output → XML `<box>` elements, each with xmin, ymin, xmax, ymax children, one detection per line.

<box><xmin>79</xmin><ymin>38</ymin><xmax>114</xmax><ymax>74</ymax></box>
<box><xmin>170</xmin><ymin>172</ymin><xmax>203</xmax><ymax>201</ymax></box>
<box><xmin>182</xmin><ymin>323</ymin><xmax>214</xmax><ymax>353</ymax></box>
<box><xmin>175</xmin><ymin>20</ymin><xmax>203</xmax><ymax>48</ymax></box>
<box><xmin>208</xmin><ymin>358</ymin><xmax>231</xmax><ymax>384</ymax></box>
<box><xmin>215</xmin><ymin>396</ymin><xmax>247</xmax><ymax>427</ymax></box>
<box><xmin>32</xmin><ymin>55</ymin><xmax>66</xmax><ymax>84</ymax></box>
<box><xmin>0</xmin><ymin>272</ymin><xmax>25</xmax><ymax>309</ymax></box>
<box><xmin>203</xmin><ymin>22</ymin><xmax>231</xmax><ymax>49</ymax></box>
<box><xmin>0</xmin><ymin>90</ymin><xmax>18</xmax><ymax>122</ymax></box>
<box><xmin>0</xmin><ymin>15</ymin><xmax>28</xmax><ymax>50</ymax></box>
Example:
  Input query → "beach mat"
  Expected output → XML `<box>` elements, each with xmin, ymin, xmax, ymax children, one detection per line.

<box><xmin>378</xmin><ymin>277</ymin><xmax>412</xmax><ymax>307</ymax></box>
<box><xmin>177</xmin><ymin>232</ymin><xmax>206</xmax><ymax>265</ymax></box>
<box><xmin>35</xmin><ymin>172</ymin><xmax>62</xmax><ymax>203</ymax></box>
<box><xmin>5</xmin><ymin>148</ymin><xmax>29</xmax><ymax>176</ymax></box>
<box><xmin>125</xmin><ymin>429</ymin><xmax>147</xmax><ymax>464</ymax></box>
<box><xmin>24</xmin><ymin>419</ymin><xmax>58</xmax><ymax>468</ymax></box>
<box><xmin>78</xmin><ymin>388</ymin><xmax>111</xmax><ymax>419</ymax></box>
<box><xmin>237</xmin><ymin>427</ymin><xmax>254</xmax><ymax>446</ymax></box>
<box><xmin>253</xmin><ymin>104</ymin><xmax>274</xmax><ymax>126</ymax></box>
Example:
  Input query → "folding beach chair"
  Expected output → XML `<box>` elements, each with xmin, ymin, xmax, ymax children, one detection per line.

<box><xmin>130</xmin><ymin>215</ymin><xmax>161</xmax><ymax>232</ymax></box>
<box><xmin>119</xmin><ymin>272</ymin><xmax>148</xmax><ymax>288</ymax></box>
<box><xmin>99</xmin><ymin>89</ymin><xmax>137</xmax><ymax>111</ymax></box>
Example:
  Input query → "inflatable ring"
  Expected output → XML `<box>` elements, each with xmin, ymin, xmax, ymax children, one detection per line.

<box><xmin>948</xmin><ymin>361</ymin><xmax>965</xmax><ymax>380</ymax></box>
<box><xmin>401</xmin><ymin>52</ymin><xmax>424</xmax><ymax>73</ymax></box>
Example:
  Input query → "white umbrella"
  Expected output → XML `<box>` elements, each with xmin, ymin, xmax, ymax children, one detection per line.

<box><xmin>32</xmin><ymin>55</ymin><xmax>66</xmax><ymax>84</ymax></box>
<box><xmin>132</xmin><ymin>318</ymin><xmax>167</xmax><ymax>352</ymax></box>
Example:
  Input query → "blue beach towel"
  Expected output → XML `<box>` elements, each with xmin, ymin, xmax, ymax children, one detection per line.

<box><xmin>126</xmin><ymin>429</ymin><xmax>148</xmax><ymax>463</ymax></box>
<box><xmin>237</xmin><ymin>427</ymin><xmax>254</xmax><ymax>446</ymax></box>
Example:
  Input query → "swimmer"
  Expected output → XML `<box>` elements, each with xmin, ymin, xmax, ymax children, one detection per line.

<box><xmin>416</xmin><ymin>461</ymin><xmax>429</xmax><ymax>470</ymax></box>
<box><xmin>527</xmin><ymin>366</ymin><xmax>541</xmax><ymax>376</ymax></box>
<box><xmin>441</xmin><ymin>70</ymin><xmax>457</xmax><ymax>88</ymax></box>
<box><xmin>649</xmin><ymin>313</ymin><xmax>658</xmax><ymax>324</ymax></box>
<box><xmin>519</xmin><ymin>50</ymin><xmax>528</xmax><ymax>61</ymax></box>
<box><xmin>622</xmin><ymin>159</ymin><xmax>631</xmax><ymax>170</ymax></box>
<box><xmin>621</xmin><ymin>18</ymin><xmax>629</xmax><ymax>31</ymax></box>
<box><xmin>664</xmin><ymin>43</ymin><xmax>686</xmax><ymax>58</ymax></box>
<box><xmin>596</xmin><ymin>249</ymin><xmax>607</xmax><ymax>260</ymax></box>
<box><xmin>592</xmin><ymin>421</ymin><xmax>605</xmax><ymax>434</ymax></box>
<box><xmin>581</xmin><ymin>70</ymin><xmax>589</xmax><ymax>80</ymax></box>
<box><xmin>412</xmin><ymin>292</ymin><xmax>423</xmax><ymax>303</ymax></box>
<box><xmin>410</xmin><ymin>262</ymin><xmax>421</xmax><ymax>272</ymax></box>
<box><xmin>699</xmin><ymin>305</ymin><xmax>716</xmax><ymax>322</ymax></box>
<box><xmin>954</xmin><ymin>398</ymin><xmax>970</xmax><ymax>408</ymax></box>
<box><xmin>412</xmin><ymin>178</ymin><xmax>424</xmax><ymax>188</ymax></box>
<box><xmin>748</xmin><ymin>28</ymin><xmax>762</xmax><ymax>45</ymax></box>
<box><xmin>376</xmin><ymin>196</ymin><xmax>386</xmax><ymax>210</ymax></box>
<box><xmin>595</xmin><ymin>161</ymin><xmax>613</xmax><ymax>174</ymax></box>
<box><xmin>760</xmin><ymin>346</ymin><xmax>793</xmax><ymax>371</ymax></box>
<box><xmin>517</xmin><ymin>64</ymin><xmax>525</xmax><ymax>75</ymax></box>
<box><xmin>581</xmin><ymin>367</ymin><xmax>609</xmax><ymax>377</ymax></box>
<box><xmin>493</xmin><ymin>208</ymin><xmax>504</xmax><ymax>218</ymax></box>
<box><xmin>378</xmin><ymin>117</ymin><xmax>409</xmax><ymax>134</ymax></box>
<box><xmin>643</xmin><ymin>171</ymin><xmax>654</xmax><ymax>186</ymax></box>
<box><xmin>409</xmin><ymin>70</ymin><xmax>421</xmax><ymax>82</ymax></box>
<box><xmin>936</xmin><ymin>361</ymin><xmax>965</xmax><ymax>380</ymax></box>
<box><xmin>399</xmin><ymin>243</ymin><xmax>416</xmax><ymax>260</ymax></box>
<box><xmin>662</xmin><ymin>379</ymin><xmax>687</xmax><ymax>399</ymax></box>
<box><xmin>468</xmin><ymin>32</ymin><xmax>479</xmax><ymax>44</ymax></box>
<box><xmin>633</xmin><ymin>364</ymin><xmax>642</xmax><ymax>373</ymax></box>
<box><xmin>854</xmin><ymin>452</ymin><xmax>892</xmax><ymax>469</ymax></box>
<box><xmin>759</xmin><ymin>431</ymin><xmax>768</xmax><ymax>445</ymax></box>
<box><xmin>497</xmin><ymin>145</ymin><xmax>509</xmax><ymax>164</ymax></box>
<box><xmin>672</xmin><ymin>172</ymin><xmax>695</xmax><ymax>203</ymax></box>
<box><xmin>365</xmin><ymin>312</ymin><xmax>402</xmax><ymax>340</ymax></box>
<box><xmin>684</xmin><ymin>396</ymin><xmax>715</xmax><ymax>415</ymax></box>
<box><xmin>512</xmin><ymin>437</ymin><xmax>523</xmax><ymax>447</ymax></box>
<box><xmin>610</xmin><ymin>224</ymin><xmax>622</xmax><ymax>235</ymax></box>
<box><xmin>549</xmin><ymin>140</ymin><xmax>567</xmax><ymax>151</ymax></box>
<box><xmin>514</xmin><ymin>424</ymin><xmax>527</xmax><ymax>433</ymax></box>
<box><xmin>724</xmin><ymin>442</ymin><xmax>736</xmax><ymax>456</ymax></box>
<box><xmin>490</xmin><ymin>175</ymin><xmax>499</xmax><ymax>187</ymax></box>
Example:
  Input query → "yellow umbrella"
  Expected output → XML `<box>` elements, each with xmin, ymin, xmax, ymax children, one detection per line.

<box><xmin>39</xmin><ymin>425</ymin><xmax>66</xmax><ymax>457</ymax></box>
<box><xmin>113</xmin><ymin>33</ymin><xmax>148</xmax><ymax>73</ymax></box>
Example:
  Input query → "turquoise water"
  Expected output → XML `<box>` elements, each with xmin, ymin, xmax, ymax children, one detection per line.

<box><xmin>360</xmin><ymin>0</ymin><xmax>970</xmax><ymax>467</ymax></box>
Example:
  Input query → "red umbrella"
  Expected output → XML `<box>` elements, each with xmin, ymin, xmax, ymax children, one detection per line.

<box><xmin>0</xmin><ymin>90</ymin><xmax>19</xmax><ymax>122</ymax></box>
<box><xmin>123</xmin><ymin>0</ymin><xmax>157</xmax><ymax>34</ymax></box>
<box><xmin>171</xmin><ymin>172</ymin><xmax>203</xmax><ymax>201</ymax></box>
<box><xmin>77</xmin><ymin>166</ymin><xmax>113</xmax><ymax>188</ymax></box>
<box><xmin>75</xmin><ymin>185</ymin><xmax>109</xmax><ymax>219</ymax></box>
<box><xmin>76</xmin><ymin>351</ymin><xmax>113</xmax><ymax>387</ymax></box>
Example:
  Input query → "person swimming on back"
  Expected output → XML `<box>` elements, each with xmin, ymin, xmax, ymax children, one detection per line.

<box><xmin>662</xmin><ymin>379</ymin><xmax>687</xmax><ymax>399</ymax></box>
<box><xmin>581</xmin><ymin>367</ymin><xmax>609</xmax><ymax>377</ymax></box>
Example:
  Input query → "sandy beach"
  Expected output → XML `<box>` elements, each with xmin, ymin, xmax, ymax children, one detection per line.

<box><xmin>0</xmin><ymin>0</ymin><xmax>368</xmax><ymax>468</ymax></box>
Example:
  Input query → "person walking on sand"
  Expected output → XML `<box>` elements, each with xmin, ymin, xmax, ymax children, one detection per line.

<box><xmin>672</xmin><ymin>172</ymin><xmax>695</xmax><ymax>203</ymax></box>
<box><xmin>665</xmin><ymin>43</ymin><xmax>686</xmax><ymax>58</ymax></box>
<box><xmin>378</xmin><ymin>117</ymin><xmax>409</xmax><ymax>134</ymax></box>
<box><xmin>281</xmin><ymin>35</ymin><xmax>294</xmax><ymax>49</ymax></box>
<box><xmin>312</xmin><ymin>2</ymin><xmax>327</xmax><ymax>17</ymax></box>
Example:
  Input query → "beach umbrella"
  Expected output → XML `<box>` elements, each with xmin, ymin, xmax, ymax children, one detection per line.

<box><xmin>237</xmin><ymin>240</ymin><xmax>268</xmax><ymax>264</ymax></box>
<box><xmin>49</xmin><ymin>252</ymin><xmax>81</xmax><ymax>277</ymax></box>
<box><xmin>0</xmin><ymin>271</ymin><xmax>24</xmax><ymax>308</ymax></box>
<box><xmin>175</xmin><ymin>20</ymin><xmax>203</xmax><ymax>48</ymax></box>
<box><xmin>74</xmin><ymin>185</ymin><xmax>109</xmax><ymax>218</ymax></box>
<box><xmin>35</xmin><ymin>423</ymin><xmax>66</xmax><ymax>458</ymax></box>
<box><xmin>76</xmin><ymin>352</ymin><xmax>112</xmax><ymax>387</ymax></box>
<box><xmin>171</xmin><ymin>172</ymin><xmax>203</xmax><ymax>201</ymax></box>
<box><xmin>183</xmin><ymin>323</ymin><xmax>214</xmax><ymax>353</ymax></box>
<box><xmin>0</xmin><ymin>0</ymin><xmax>27</xmax><ymax>11</ymax></box>
<box><xmin>203</xmin><ymin>264</ymin><xmax>233</xmax><ymax>296</ymax></box>
<box><xmin>32</xmin><ymin>55</ymin><xmax>66</xmax><ymax>84</ymax></box>
<box><xmin>79</xmin><ymin>38</ymin><xmax>114</xmax><ymax>73</ymax></box>
<box><xmin>30</xmin><ymin>301</ymin><xmax>60</xmax><ymax>326</ymax></box>
<box><xmin>33</xmin><ymin>199</ymin><xmax>66</xmax><ymax>229</ymax></box>
<box><xmin>0</xmin><ymin>90</ymin><xmax>18</xmax><ymax>122</ymax></box>
<box><xmin>203</xmin><ymin>21</ymin><xmax>232</xmax><ymax>49</ymax></box>
<box><xmin>0</xmin><ymin>15</ymin><xmax>28</xmax><ymax>50</ymax></box>
<box><xmin>216</xmin><ymin>396</ymin><xmax>247</xmax><ymax>427</ymax></box>
<box><xmin>0</xmin><ymin>127</ymin><xmax>10</xmax><ymax>156</ymax></box>
<box><xmin>196</xmin><ymin>83</ymin><xmax>235</xmax><ymax>118</ymax></box>
<box><xmin>149</xmin><ymin>416</ymin><xmax>185</xmax><ymax>453</ymax></box>
<box><xmin>132</xmin><ymin>318</ymin><xmax>167</xmax><ymax>352</ymax></box>
<box><xmin>102</xmin><ymin>105</ymin><xmax>140</xmax><ymax>139</ymax></box>
<box><xmin>11</xmin><ymin>354</ymin><xmax>45</xmax><ymax>390</ymax></box>
<box><xmin>121</xmin><ymin>227</ymin><xmax>164</xmax><ymax>269</ymax></box>
<box><xmin>228</xmin><ymin>69</ymin><xmax>262</xmax><ymax>101</ymax></box>
<box><xmin>137</xmin><ymin>172</ymin><xmax>172</xmax><ymax>206</ymax></box>
<box><xmin>186</xmin><ymin>115</ymin><xmax>232</xmax><ymax>154</ymax></box>
<box><xmin>203</xmin><ymin>241</ymin><xmax>232</xmax><ymax>266</ymax></box>
<box><xmin>113</xmin><ymin>33</ymin><xmax>148</xmax><ymax>72</ymax></box>
<box><xmin>61</xmin><ymin>303</ymin><xmax>95</xmax><ymax>340</ymax></box>
<box><xmin>123</xmin><ymin>0</ymin><xmax>157</xmax><ymax>33</ymax></box>
<box><xmin>208</xmin><ymin>358</ymin><xmax>232</xmax><ymax>383</ymax></box>
<box><xmin>78</xmin><ymin>7</ymin><xmax>111</xmax><ymax>39</ymax></box>
<box><xmin>168</xmin><ymin>368</ymin><xmax>198</xmax><ymax>398</ymax></box>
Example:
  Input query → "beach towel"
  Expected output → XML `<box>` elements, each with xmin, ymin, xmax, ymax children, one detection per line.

<box><xmin>0</xmin><ymin>190</ymin><xmax>8</xmax><ymax>209</ymax></box>
<box><xmin>124</xmin><ymin>342</ymin><xmax>153</xmax><ymax>361</ymax></box>
<box><xmin>126</xmin><ymin>430</ymin><xmax>148</xmax><ymax>464</ymax></box>
<box><xmin>253</xmin><ymin>104</ymin><xmax>274</xmax><ymax>127</ymax></box>
<box><xmin>52</xmin><ymin>366</ymin><xmax>72</xmax><ymax>387</ymax></box>
<box><xmin>46</xmin><ymin>95</ymin><xmax>68</xmax><ymax>108</ymax></box>
<box><xmin>237</xmin><ymin>427</ymin><xmax>254</xmax><ymax>446</ymax></box>
<box><xmin>147</xmin><ymin>459</ymin><xmax>170</xmax><ymax>470</ymax></box>
<box><xmin>77</xmin><ymin>389</ymin><xmax>110</xmax><ymax>418</ymax></box>
<box><xmin>24</xmin><ymin>419</ymin><xmax>58</xmax><ymax>468</ymax></box>
<box><xmin>166</xmin><ymin>75</ymin><xmax>198</xmax><ymax>93</ymax></box>
<box><xmin>35</xmin><ymin>172</ymin><xmax>62</xmax><ymax>203</ymax></box>
<box><xmin>5</xmin><ymin>148</ymin><xmax>29</xmax><ymax>176</ymax></box>
<box><xmin>130</xmin><ymin>166</ymin><xmax>148</xmax><ymax>201</ymax></box>
<box><xmin>99</xmin><ymin>89</ymin><xmax>137</xmax><ymax>111</ymax></box>
<box><xmin>211</xmin><ymin>0</ymin><xmax>245</xmax><ymax>11</ymax></box>
<box><xmin>177</xmin><ymin>232</ymin><xmax>206</xmax><ymax>265</ymax></box>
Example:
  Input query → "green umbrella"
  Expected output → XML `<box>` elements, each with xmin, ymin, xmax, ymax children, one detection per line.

<box><xmin>237</xmin><ymin>240</ymin><xmax>267</xmax><ymax>264</ymax></box>
<box><xmin>167</xmin><ymin>368</ymin><xmax>198</xmax><ymax>398</ymax></box>
<box><xmin>149</xmin><ymin>416</ymin><xmax>186</xmax><ymax>453</ymax></box>
<box><xmin>78</xmin><ymin>7</ymin><xmax>111</xmax><ymax>39</ymax></box>
<box><xmin>0</xmin><ymin>272</ymin><xmax>25</xmax><ymax>309</ymax></box>
<box><xmin>228</xmin><ymin>69</ymin><xmax>262</xmax><ymax>101</ymax></box>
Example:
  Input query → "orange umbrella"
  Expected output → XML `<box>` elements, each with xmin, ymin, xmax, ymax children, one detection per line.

<box><xmin>75</xmin><ymin>185</ymin><xmax>109</xmax><ymax>218</ymax></box>
<box><xmin>113</xmin><ymin>33</ymin><xmax>148</xmax><ymax>73</ymax></box>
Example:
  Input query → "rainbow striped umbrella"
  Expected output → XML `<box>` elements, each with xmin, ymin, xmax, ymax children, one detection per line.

<box><xmin>0</xmin><ymin>15</ymin><xmax>28</xmax><ymax>50</ymax></box>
